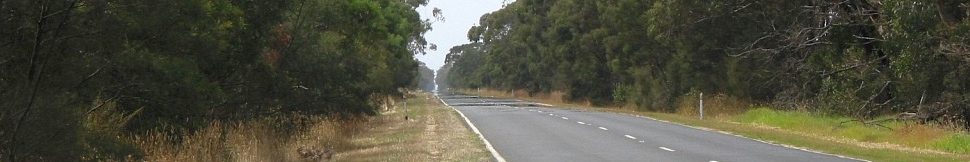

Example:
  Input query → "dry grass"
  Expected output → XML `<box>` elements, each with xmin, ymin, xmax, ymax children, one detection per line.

<box><xmin>892</xmin><ymin>124</ymin><xmax>949</xmax><ymax>146</ymax></box>
<box><xmin>674</xmin><ymin>93</ymin><xmax>754</xmax><ymax>118</ymax></box>
<box><xmin>335</xmin><ymin>92</ymin><xmax>489</xmax><ymax>161</ymax></box>
<box><xmin>127</xmin><ymin>116</ymin><xmax>361</xmax><ymax>162</ymax></box>
<box><xmin>109</xmin><ymin>92</ymin><xmax>488</xmax><ymax>162</ymax></box>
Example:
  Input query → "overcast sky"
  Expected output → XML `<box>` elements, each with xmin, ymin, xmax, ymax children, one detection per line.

<box><xmin>416</xmin><ymin>0</ymin><xmax>509</xmax><ymax>70</ymax></box>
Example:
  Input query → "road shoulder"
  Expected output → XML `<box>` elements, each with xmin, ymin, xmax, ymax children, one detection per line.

<box><xmin>334</xmin><ymin>92</ymin><xmax>490</xmax><ymax>161</ymax></box>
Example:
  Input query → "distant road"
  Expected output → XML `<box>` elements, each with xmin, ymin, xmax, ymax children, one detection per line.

<box><xmin>438</xmin><ymin>93</ymin><xmax>864</xmax><ymax>162</ymax></box>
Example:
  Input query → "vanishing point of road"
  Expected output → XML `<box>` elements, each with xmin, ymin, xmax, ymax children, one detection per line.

<box><xmin>438</xmin><ymin>93</ymin><xmax>864</xmax><ymax>162</ymax></box>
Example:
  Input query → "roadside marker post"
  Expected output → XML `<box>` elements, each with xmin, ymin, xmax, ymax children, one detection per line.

<box><xmin>404</xmin><ymin>94</ymin><xmax>408</xmax><ymax>120</ymax></box>
<box><xmin>699</xmin><ymin>92</ymin><xmax>704</xmax><ymax>120</ymax></box>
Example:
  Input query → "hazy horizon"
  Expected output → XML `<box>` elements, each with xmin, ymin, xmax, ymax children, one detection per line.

<box><xmin>416</xmin><ymin>0</ymin><xmax>509</xmax><ymax>70</ymax></box>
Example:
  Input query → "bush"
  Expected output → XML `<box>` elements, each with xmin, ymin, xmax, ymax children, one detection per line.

<box><xmin>81</xmin><ymin>98</ymin><xmax>144</xmax><ymax>161</ymax></box>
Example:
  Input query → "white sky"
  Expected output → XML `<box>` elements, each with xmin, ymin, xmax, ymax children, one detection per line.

<box><xmin>416</xmin><ymin>0</ymin><xmax>509</xmax><ymax>70</ymax></box>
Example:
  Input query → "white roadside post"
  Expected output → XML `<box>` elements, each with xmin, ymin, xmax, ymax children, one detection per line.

<box><xmin>404</xmin><ymin>94</ymin><xmax>408</xmax><ymax>120</ymax></box>
<box><xmin>699</xmin><ymin>92</ymin><xmax>704</xmax><ymax>120</ymax></box>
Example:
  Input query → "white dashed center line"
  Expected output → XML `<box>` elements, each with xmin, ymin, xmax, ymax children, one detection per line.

<box><xmin>659</xmin><ymin>147</ymin><xmax>675</xmax><ymax>152</ymax></box>
<box><xmin>561</xmin><ymin>117</ymin><xmax>569</xmax><ymax>120</ymax></box>
<box><xmin>577</xmin><ymin>121</ymin><xmax>586</xmax><ymax>125</ymax></box>
<box><xmin>624</xmin><ymin>135</ymin><xmax>637</xmax><ymax>140</ymax></box>
<box><xmin>639</xmin><ymin>140</ymin><xmax>645</xmax><ymax>143</ymax></box>
<box><xmin>598</xmin><ymin>127</ymin><xmax>608</xmax><ymax>130</ymax></box>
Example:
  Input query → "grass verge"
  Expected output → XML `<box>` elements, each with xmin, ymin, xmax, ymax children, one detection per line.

<box><xmin>109</xmin><ymin>92</ymin><xmax>488</xmax><ymax>161</ymax></box>
<box><xmin>463</xmin><ymin>89</ymin><xmax>970</xmax><ymax>162</ymax></box>
<box><xmin>334</xmin><ymin>92</ymin><xmax>490</xmax><ymax>161</ymax></box>
<box><xmin>125</xmin><ymin>115</ymin><xmax>362</xmax><ymax>161</ymax></box>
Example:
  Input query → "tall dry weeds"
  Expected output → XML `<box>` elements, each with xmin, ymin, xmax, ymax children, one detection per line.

<box><xmin>125</xmin><ymin>116</ymin><xmax>364</xmax><ymax>162</ymax></box>
<box><xmin>676</xmin><ymin>92</ymin><xmax>756</xmax><ymax>118</ymax></box>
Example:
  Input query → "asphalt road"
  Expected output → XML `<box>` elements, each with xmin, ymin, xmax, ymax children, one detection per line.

<box><xmin>438</xmin><ymin>93</ymin><xmax>864</xmax><ymax>162</ymax></box>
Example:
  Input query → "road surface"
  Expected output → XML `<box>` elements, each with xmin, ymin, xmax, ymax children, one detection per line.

<box><xmin>438</xmin><ymin>93</ymin><xmax>863</xmax><ymax>162</ymax></box>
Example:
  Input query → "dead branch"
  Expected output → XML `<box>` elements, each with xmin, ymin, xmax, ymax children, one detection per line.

<box><xmin>839</xmin><ymin>105</ymin><xmax>954</xmax><ymax>131</ymax></box>
<box><xmin>836</xmin><ymin>118</ymin><xmax>893</xmax><ymax>130</ymax></box>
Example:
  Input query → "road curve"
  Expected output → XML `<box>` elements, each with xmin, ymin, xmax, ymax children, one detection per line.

<box><xmin>438</xmin><ymin>93</ymin><xmax>864</xmax><ymax>162</ymax></box>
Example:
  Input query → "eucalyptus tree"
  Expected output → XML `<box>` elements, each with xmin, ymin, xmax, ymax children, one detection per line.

<box><xmin>447</xmin><ymin>0</ymin><xmax>970</xmax><ymax>124</ymax></box>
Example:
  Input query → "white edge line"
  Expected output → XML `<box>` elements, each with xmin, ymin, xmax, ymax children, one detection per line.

<box><xmin>439</xmin><ymin>97</ymin><xmax>507</xmax><ymax>162</ymax></box>
<box><xmin>625</xmin><ymin>135</ymin><xmax>637</xmax><ymax>139</ymax></box>
<box><xmin>659</xmin><ymin>147</ymin><xmax>675</xmax><ymax>152</ymax></box>
<box><xmin>537</xmin><ymin>103</ymin><xmax>555</xmax><ymax>107</ymax></box>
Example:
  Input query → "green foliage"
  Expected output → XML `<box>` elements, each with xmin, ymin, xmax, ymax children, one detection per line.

<box><xmin>1</xmin><ymin>0</ymin><xmax>431</xmax><ymax>160</ymax></box>
<box><xmin>81</xmin><ymin>98</ymin><xmax>144</xmax><ymax>161</ymax></box>
<box><xmin>414</xmin><ymin>61</ymin><xmax>436</xmax><ymax>92</ymax></box>
<box><xmin>444</xmin><ymin>43</ymin><xmax>487</xmax><ymax>89</ymax></box>
<box><xmin>443</xmin><ymin>0</ymin><xmax>970</xmax><ymax>124</ymax></box>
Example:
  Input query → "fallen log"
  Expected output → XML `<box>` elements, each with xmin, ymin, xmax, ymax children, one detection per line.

<box><xmin>836</xmin><ymin>109</ymin><xmax>949</xmax><ymax>131</ymax></box>
<box><xmin>836</xmin><ymin>118</ymin><xmax>893</xmax><ymax>130</ymax></box>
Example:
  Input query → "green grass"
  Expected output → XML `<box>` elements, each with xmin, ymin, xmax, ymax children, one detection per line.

<box><xmin>736</xmin><ymin>107</ymin><xmax>896</xmax><ymax>142</ymax></box>
<box><xmin>647</xmin><ymin>112</ymin><xmax>969</xmax><ymax>162</ymax></box>
<box><xmin>737</xmin><ymin>108</ymin><xmax>836</xmax><ymax>131</ymax></box>
<box><xmin>733</xmin><ymin>107</ymin><xmax>970</xmax><ymax>152</ymax></box>
<box><xmin>932</xmin><ymin>133</ymin><xmax>970</xmax><ymax>154</ymax></box>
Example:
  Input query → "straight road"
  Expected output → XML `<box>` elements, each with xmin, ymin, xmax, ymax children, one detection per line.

<box><xmin>438</xmin><ymin>93</ymin><xmax>864</xmax><ymax>162</ymax></box>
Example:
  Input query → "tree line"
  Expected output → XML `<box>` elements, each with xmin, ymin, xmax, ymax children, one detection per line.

<box><xmin>1</xmin><ymin>0</ymin><xmax>435</xmax><ymax>160</ymax></box>
<box><xmin>441</xmin><ymin>0</ymin><xmax>970</xmax><ymax>126</ymax></box>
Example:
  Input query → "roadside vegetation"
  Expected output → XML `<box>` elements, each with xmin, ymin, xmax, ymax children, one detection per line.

<box><xmin>95</xmin><ymin>91</ymin><xmax>488</xmax><ymax>161</ymax></box>
<box><xmin>337</xmin><ymin>92</ymin><xmax>489</xmax><ymax>161</ymax></box>
<box><xmin>442</xmin><ymin>0</ymin><xmax>970</xmax><ymax>161</ymax></box>
<box><xmin>465</xmin><ymin>89</ymin><xmax>970</xmax><ymax>161</ymax></box>
<box><xmin>440</xmin><ymin>0</ymin><xmax>970</xmax><ymax>135</ymax></box>
<box><xmin>1</xmin><ymin>0</ymin><xmax>442</xmax><ymax>161</ymax></box>
<box><xmin>120</xmin><ymin>111</ymin><xmax>364</xmax><ymax>161</ymax></box>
